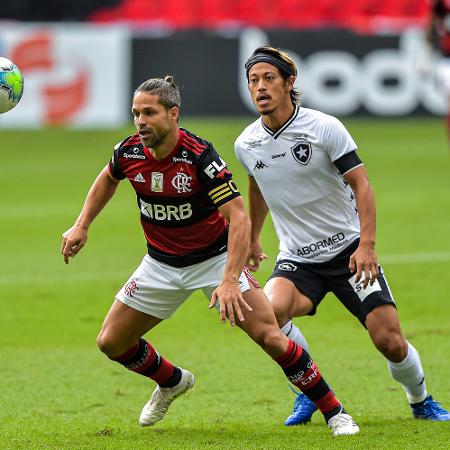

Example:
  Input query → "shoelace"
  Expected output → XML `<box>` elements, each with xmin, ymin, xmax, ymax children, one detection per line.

<box><xmin>329</xmin><ymin>412</ymin><xmax>355</xmax><ymax>428</ymax></box>
<box><xmin>148</xmin><ymin>392</ymin><xmax>170</xmax><ymax>414</ymax></box>
<box><xmin>292</xmin><ymin>395</ymin><xmax>309</xmax><ymax>412</ymax></box>
<box><xmin>420</xmin><ymin>399</ymin><xmax>447</xmax><ymax>417</ymax></box>
<box><xmin>338</xmin><ymin>415</ymin><xmax>354</xmax><ymax>425</ymax></box>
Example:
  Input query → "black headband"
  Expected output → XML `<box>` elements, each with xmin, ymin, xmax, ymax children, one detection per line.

<box><xmin>245</xmin><ymin>53</ymin><xmax>294</xmax><ymax>79</ymax></box>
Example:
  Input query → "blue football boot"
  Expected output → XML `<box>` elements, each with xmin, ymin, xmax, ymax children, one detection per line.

<box><xmin>411</xmin><ymin>395</ymin><xmax>450</xmax><ymax>421</ymax></box>
<box><xmin>284</xmin><ymin>386</ymin><xmax>318</xmax><ymax>426</ymax></box>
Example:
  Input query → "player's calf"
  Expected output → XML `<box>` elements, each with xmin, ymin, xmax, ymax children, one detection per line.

<box><xmin>275</xmin><ymin>339</ymin><xmax>359</xmax><ymax>435</ymax></box>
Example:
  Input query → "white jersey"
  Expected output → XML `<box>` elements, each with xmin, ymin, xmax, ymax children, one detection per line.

<box><xmin>235</xmin><ymin>106</ymin><xmax>361</xmax><ymax>263</ymax></box>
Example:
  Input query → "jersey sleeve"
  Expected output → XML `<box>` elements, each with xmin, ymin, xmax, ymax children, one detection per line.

<box><xmin>108</xmin><ymin>141</ymin><xmax>126</xmax><ymax>180</ymax></box>
<box><xmin>321</xmin><ymin>116</ymin><xmax>358</xmax><ymax>162</ymax></box>
<box><xmin>234</xmin><ymin>138</ymin><xmax>252</xmax><ymax>175</ymax></box>
<box><xmin>197</xmin><ymin>144</ymin><xmax>241</xmax><ymax>208</ymax></box>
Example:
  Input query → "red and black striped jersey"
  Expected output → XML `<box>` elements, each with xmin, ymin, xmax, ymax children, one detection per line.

<box><xmin>108</xmin><ymin>127</ymin><xmax>241</xmax><ymax>267</ymax></box>
<box><xmin>433</xmin><ymin>0</ymin><xmax>450</xmax><ymax>55</ymax></box>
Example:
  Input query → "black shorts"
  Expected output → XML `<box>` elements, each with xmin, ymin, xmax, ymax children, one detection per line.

<box><xmin>268</xmin><ymin>239</ymin><xmax>396</xmax><ymax>326</ymax></box>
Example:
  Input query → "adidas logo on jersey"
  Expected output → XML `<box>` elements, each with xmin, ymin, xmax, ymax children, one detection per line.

<box><xmin>133</xmin><ymin>173</ymin><xmax>146</xmax><ymax>183</ymax></box>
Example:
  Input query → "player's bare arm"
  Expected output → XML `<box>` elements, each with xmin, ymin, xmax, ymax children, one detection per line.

<box><xmin>344</xmin><ymin>165</ymin><xmax>378</xmax><ymax>288</ymax></box>
<box><xmin>247</xmin><ymin>175</ymin><xmax>269</xmax><ymax>271</ymax></box>
<box><xmin>209</xmin><ymin>196</ymin><xmax>253</xmax><ymax>326</ymax></box>
<box><xmin>61</xmin><ymin>166</ymin><xmax>120</xmax><ymax>264</ymax></box>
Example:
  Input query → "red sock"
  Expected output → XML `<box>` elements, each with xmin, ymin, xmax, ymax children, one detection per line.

<box><xmin>110</xmin><ymin>338</ymin><xmax>181</xmax><ymax>387</ymax></box>
<box><xmin>275</xmin><ymin>340</ymin><xmax>342</xmax><ymax>417</ymax></box>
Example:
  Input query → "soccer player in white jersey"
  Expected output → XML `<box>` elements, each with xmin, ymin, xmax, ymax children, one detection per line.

<box><xmin>61</xmin><ymin>75</ymin><xmax>359</xmax><ymax>436</ymax></box>
<box><xmin>235</xmin><ymin>46</ymin><xmax>450</xmax><ymax>425</ymax></box>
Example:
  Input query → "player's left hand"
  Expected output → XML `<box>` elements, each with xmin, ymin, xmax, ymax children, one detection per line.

<box><xmin>61</xmin><ymin>224</ymin><xmax>88</xmax><ymax>264</ymax></box>
<box><xmin>247</xmin><ymin>239</ymin><xmax>268</xmax><ymax>272</ymax></box>
<box><xmin>209</xmin><ymin>280</ymin><xmax>253</xmax><ymax>326</ymax></box>
<box><xmin>349</xmin><ymin>243</ymin><xmax>378</xmax><ymax>289</ymax></box>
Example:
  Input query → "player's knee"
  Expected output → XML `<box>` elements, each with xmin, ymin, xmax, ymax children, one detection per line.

<box><xmin>373</xmin><ymin>331</ymin><xmax>407</xmax><ymax>361</ymax></box>
<box><xmin>270</xmin><ymin>302</ymin><xmax>290</xmax><ymax>328</ymax></box>
<box><xmin>96</xmin><ymin>332</ymin><xmax>110</xmax><ymax>355</ymax></box>
<box><xmin>96</xmin><ymin>330</ymin><xmax>124</xmax><ymax>357</ymax></box>
<box><xmin>258</xmin><ymin>327</ymin><xmax>285</xmax><ymax>354</ymax></box>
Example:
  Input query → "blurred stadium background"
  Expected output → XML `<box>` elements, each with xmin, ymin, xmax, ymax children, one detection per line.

<box><xmin>1</xmin><ymin>2</ymin><xmax>449</xmax><ymax>449</ymax></box>
<box><xmin>0</xmin><ymin>0</ymin><xmax>446</xmax><ymax>127</ymax></box>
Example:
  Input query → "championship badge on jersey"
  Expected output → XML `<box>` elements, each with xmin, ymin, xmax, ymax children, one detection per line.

<box><xmin>151</xmin><ymin>172</ymin><xmax>163</xmax><ymax>192</ymax></box>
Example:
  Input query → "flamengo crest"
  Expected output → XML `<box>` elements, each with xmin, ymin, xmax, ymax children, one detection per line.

<box><xmin>291</xmin><ymin>139</ymin><xmax>312</xmax><ymax>165</ymax></box>
<box><xmin>171</xmin><ymin>172</ymin><xmax>192</xmax><ymax>193</ymax></box>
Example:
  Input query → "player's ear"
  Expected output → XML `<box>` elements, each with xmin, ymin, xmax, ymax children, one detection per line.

<box><xmin>285</xmin><ymin>75</ymin><xmax>295</xmax><ymax>92</ymax></box>
<box><xmin>169</xmin><ymin>106</ymin><xmax>179</xmax><ymax>122</ymax></box>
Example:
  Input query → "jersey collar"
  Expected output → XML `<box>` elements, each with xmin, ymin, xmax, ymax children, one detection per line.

<box><xmin>261</xmin><ymin>106</ymin><xmax>300</xmax><ymax>140</ymax></box>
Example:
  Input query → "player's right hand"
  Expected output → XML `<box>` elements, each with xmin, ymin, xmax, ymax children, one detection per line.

<box><xmin>247</xmin><ymin>240</ymin><xmax>267</xmax><ymax>272</ymax></box>
<box><xmin>209</xmin><ymin>279</ymin><xmax>253</xmax><ymax>326</ymax></box>
<box><xmin>61</xmin><ymin>225</ymin><xmax>88</xmax><ymax>264</ymax></box>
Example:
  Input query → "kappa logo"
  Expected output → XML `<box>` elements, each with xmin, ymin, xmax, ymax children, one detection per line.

<box><xmin>291</xmin><ymin>142</ymin><xmax>312</xmax><ymax>165</ymax></box>
<box><xmin>278</xmin><ymin>262</ymin><xmax>297</xmax><ymax>272</ymax></box>
<box><xmin>133</xmin><ymin>172</ymin><xmax>146</xmax><ymax>183</ymax></box>
<box><xmin>171</xmin><ymin>172</ymin><xmax>192</xmax><ymax>193</ymax></box>
<box><xmin>254</xmin><ymin>160</ymin><xmax>268</xmax><ymax>170</ymax></box>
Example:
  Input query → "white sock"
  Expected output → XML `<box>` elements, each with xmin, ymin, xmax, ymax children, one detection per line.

<box><xmin>387</xmin><ymin>342</ymin><xmax>427</xmax><ymax>404</ymax></box>
<box><xmin>280</xmin><ymin>321</ymin><xmax>310</xmax><ymax>352</ymax></box>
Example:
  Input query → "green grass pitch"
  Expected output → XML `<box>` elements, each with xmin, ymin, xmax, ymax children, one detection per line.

<box><xmin>0</xmin><ymin>118</ymin><xmax>449</xmax><ymax>449</ymax></box>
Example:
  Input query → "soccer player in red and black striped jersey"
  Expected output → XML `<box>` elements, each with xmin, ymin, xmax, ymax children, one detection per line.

<box><xmin>61</xmin><ymin>76</ymin><xmax>359</xmax><ymax>435</ymax></box>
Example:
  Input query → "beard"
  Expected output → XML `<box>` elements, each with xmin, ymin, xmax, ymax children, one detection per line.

<box><xmin>140</xmin><ymin>125</ymin><xmax>170</xmax><ymax>149</ymax></box>
<box><xmin>258</xmin><ymin>105</ymin><xmax>276</xmax><ymax>116</ymax></box>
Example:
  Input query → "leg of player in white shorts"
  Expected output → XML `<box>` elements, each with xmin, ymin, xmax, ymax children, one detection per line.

<box><xmin>96</xmin><ymin>252</ymin><xmax>359</xmax><ymax>434</ymax></box>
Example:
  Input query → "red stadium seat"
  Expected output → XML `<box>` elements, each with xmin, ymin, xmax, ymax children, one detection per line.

<box><xmin>88</xmin><ymin>0</ymin><xmax>430</xmax><ymax>32</ymax></box>
<box><xmin>198</xmin><ymin>0</ymin><xmax>233</xmax><ymax>28</ymax></box>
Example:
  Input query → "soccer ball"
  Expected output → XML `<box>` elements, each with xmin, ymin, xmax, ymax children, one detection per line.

<box><xmin>0</xmin><ymin>57</ymin><xmax>24</xmax><ymax>113</ymax></box>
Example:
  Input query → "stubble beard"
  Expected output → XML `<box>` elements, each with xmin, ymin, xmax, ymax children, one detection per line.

<box><xmin>142</xmin><ymin>126</ymin><xmax>169</xmax><ymax>149</ymax></box>
<box><xmin>259</xmin><ymin>105</ymin><xmax>276</xmax><ymax>116</ymax></box>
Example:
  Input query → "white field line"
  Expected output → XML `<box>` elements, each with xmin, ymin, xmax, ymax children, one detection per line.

<box><xmin>1</xmin><ymin>251</ymin><xmax>449</xmax><ymax>286</ymax></box>
<box><xmin>0</xmin><ymin>269</ymin><xmax>129</xmax><ymax>286</ymax></box>
<box><xmin>380</xmin><ymin>251</ymin><xmax>450</xmax><ymax>264</ymax></box>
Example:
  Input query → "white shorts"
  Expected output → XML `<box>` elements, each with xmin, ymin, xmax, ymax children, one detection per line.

<box><xmin>436</xmin><ymin>57</ymin><xmax>450</xmax><ymax>95</ymax></box>
<box><xmin>116</xmin><ymin>252</ymin><xmax>256</xmax><ymax>319</ymax></box>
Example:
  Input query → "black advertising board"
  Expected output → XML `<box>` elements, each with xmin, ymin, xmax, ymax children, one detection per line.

<box><xmin>132</xmin><ymin>28</ymin><xmax>445</xmax><ymax>117</ymax></box>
